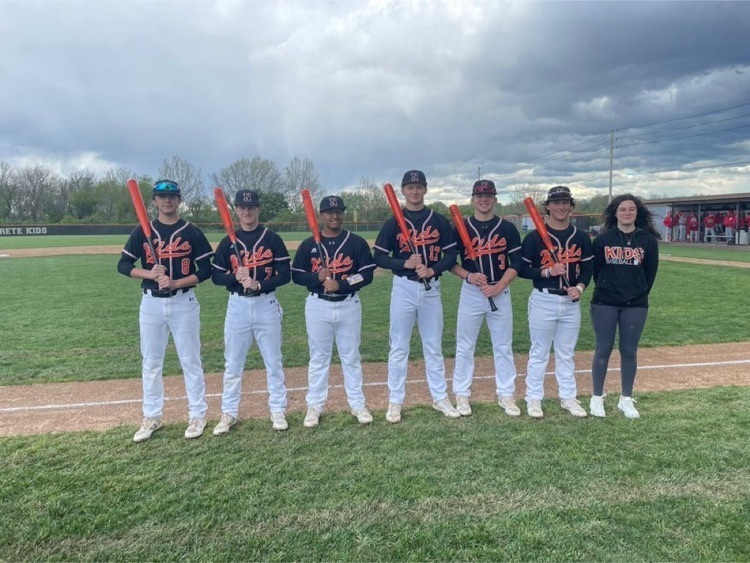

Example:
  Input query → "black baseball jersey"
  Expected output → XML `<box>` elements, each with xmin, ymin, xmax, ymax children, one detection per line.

<box><xmin>117</xmin><ymin>219</ymin><xmax>214</xmax><ymax>290</ymax></box>
<box><xmin>454</xmin><ymin>216</ymin><xmax>522</xmax><ymax>282</ymax></box>
<box><xmin>291</xmin><ymin>230</ymin><xmax>376</xmax><ymax>296</ymax></box>
<box><xmin>373</xmin><ymin>206</ymin><xmax>457</xmax><ymax>278</ymax></box>
<box><xmin>591</xmin><ymin>227</ymin><xmax>659</xmax><ymax>308</ymax></box>
<box><xmin>212</xmin><ymin>225</ymin><xmax>291</xmax><ymax>294</ymax></box>
<box><xmin>520</xmin><ymin>224</ymin><xmax>593</xmax><ymax>290</ymax></box>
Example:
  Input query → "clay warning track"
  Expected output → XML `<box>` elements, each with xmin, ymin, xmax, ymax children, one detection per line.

<box><xmin>1</xmin><ymin>342</ymin><xmax>748</xmax><ymax>437</ymax></box>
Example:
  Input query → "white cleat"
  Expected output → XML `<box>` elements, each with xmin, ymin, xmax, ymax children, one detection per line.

<box><xmin>561</xmin><ymin>398</ymin><xmax>588</xmax><ymax>418</ymax></box>
<box><xmin>526</xmin><ymin>400</ymin><xmax>544</xmax><ymax>419</ymax></box>
<box><xmin>433</xmin><ymin>398</ymin><xmax>461</xmax><ymax>419</ymax></box>
<box><xmin>385</xmin><ymin>402</ymin><xmax>402</xmax><ymax>424</ymax></box>
<box><xmin>589</xmin><ymin>395</ymin><xmax>606</xmax><ymax>418</ymax></box>
<box><xmin>351</xmin><ymin>408</ymin><xmax>374</xmax><ymax>424</ymax></box>
<box><xmin>271</xmin><ymin>412</ymin><xmax>288</xmax><ymax>431</ymax></box>
<box><xmin>133</xmin><ymin>417</ymin><xmax>162</xmax><ymax>443</ymax></box>
<box><xmin>618</xmin><ymin>396</ymin><xmax>640</xmax><ymax>419</ymax></box>
<box><xmin>303</xmin><ymin>407</ymin><xmax>321</xmax><ymax>428</ymax></box>
<box><xmin>456</xmin><ymin>396</ymin><xmax>472</xmax><ymax>417</ymax></box>
<box><xmin>213</xmin><ymin>413</ymin><xmax>237</xmax><ymax>436</ymax></box>
<box><xmin>185</xmin><ymin>417</ymin><xmax>206</xmax><ymax>439</ymax></box>
<box><xmin>498</xmin><ymin>396</ymin><xmax>521</xmax><ymax>417</ymax></box>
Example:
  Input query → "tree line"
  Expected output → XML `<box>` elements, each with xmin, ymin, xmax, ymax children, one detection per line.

<box><xmin>0</xmin><ymin>156</ymin><xmax>610</xmax><ymax>226</ymax></box>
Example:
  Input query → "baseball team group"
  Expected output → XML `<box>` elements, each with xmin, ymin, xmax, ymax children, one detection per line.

<box><xmin>117</xmin><ymin>171</ymin><xmax>660</xmax><ymax>443</ymax></box>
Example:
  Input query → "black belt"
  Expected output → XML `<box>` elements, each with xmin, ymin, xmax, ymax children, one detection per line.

<box><xmin>401</xmin><ymin>274</ymin><xmax>436</xmax><ymax>283</ymax></box>
<box><xmin>311</xmin><ymin>293</ymin><xmax>353</xmax><ymax>302</ymax></box>
<box><xmin>230</xmin><ymin>290</ymin><xmax>271</xmax><ymax>297</ymax></box>
<box><xmin>143</xmin><ymin>288</ymin><xmax>190</xmax><ymax>298</ymax></box>
<box><xmin>536</xmin><ymin>287</ymin><xmax>569</xmax><ymax>296</ymax></box>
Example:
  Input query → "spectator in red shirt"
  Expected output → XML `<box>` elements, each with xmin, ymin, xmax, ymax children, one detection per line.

<box><xmin>724</xmin><ymin>211</ymin><xmax>736</xmax><ymax>241</ymax></box>
<box><xmin>662</xmin><ymin>211</ymin><xmax>673</xmax><ymax>242</ymax></box>
<box><xmin>703</xmin><ymin>212</ymin><xmax>716</xmax><ymax>243</ymax></box>
<box><xmin>687</xmin><ymin>212</ymin><xmax>699</xmax><ymax>243</ymax></box>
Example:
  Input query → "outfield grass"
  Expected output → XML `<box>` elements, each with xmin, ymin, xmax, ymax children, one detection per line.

<box><xmin>0</xmin><ymin>255</ymin><xmax>748</xmax><ymax>386</ymax></box>
<box><xmin>1</xmin><ymin>386</ymin><xmax>748</xmax><ymax>561</ymax></box>
<box><xmin>660</xmin><ymin>242</ymin><xmax>750</xmax><ymax>262</ymax></box>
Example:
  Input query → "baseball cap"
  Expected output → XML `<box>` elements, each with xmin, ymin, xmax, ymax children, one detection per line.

<box><xmin>152</xmin><ymin>179</ymin><xmax>181</xmax><ymax>196</ymax></box>
<box><xmin>401</xmin><ymin>170</ymin><xmax>427</xmax><ymax>187</ymax></box>
<box><xmin>235</xmin><ymin>190</ymin><xmax>260</xmax><ymax>206</ymax></box>
<box><xmin>472</xmin><ymin>179</ymin><xmax>497</xmax><ymax>196</ymax></box>
<box><xmin>319</xmin><ymin>195</ymin><xmax>346</xmax><ymax>212</ymax></box>
<box><xmin>545</xmin><ymin>185</ymin><xmax>573</xmax><ymax>204</ymax></box>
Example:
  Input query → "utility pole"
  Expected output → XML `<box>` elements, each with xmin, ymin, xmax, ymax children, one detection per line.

<box><xmin>608</xmin><ymin>129</ymin><xmax>614</xmax><ymax>202</ymax></box>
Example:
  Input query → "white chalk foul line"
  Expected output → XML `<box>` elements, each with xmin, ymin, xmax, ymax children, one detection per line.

<box><xmin>2</xmin><ymin>358</ymin><xmax>749</xmax><ymax>414</ymax></box>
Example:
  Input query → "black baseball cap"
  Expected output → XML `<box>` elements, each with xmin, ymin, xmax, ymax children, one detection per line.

<box><xmin>545</xmin><ymin>185</ymin><xmax>573</xmax><ymax>204</ymax></box>
<box><xmin>401</xmin><ymin>170</ymin><xmax>427</xmax><ymax>187</ymax></box>
<box><xmin>153</xmin><ymin>179</ymin><xmax>181</xmax><ymax>196</ymax></box>
<box><xmin>235</xmin><ymin>190</ymin><xmax>260</xmax><ymax>206</ymax></box>
<box><xmin>472</xmin><ymin>179</ymin><xmax>497</xmax><ymax>196</ymax></box>
<box><xmin>319</xmin><ymin>195</ymin><xmax>346</xmax><ymax>212</ymax></box>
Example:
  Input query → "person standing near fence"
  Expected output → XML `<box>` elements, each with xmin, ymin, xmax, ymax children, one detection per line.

<box><xmin>589</xmin><ymin>194</ymin><xmax>659</xmax><ymax>419</ymax></box>
<box><xmin>704</xmin><ymin>212</ymin><xmax>716</xmax><ymax>243</ymax></box>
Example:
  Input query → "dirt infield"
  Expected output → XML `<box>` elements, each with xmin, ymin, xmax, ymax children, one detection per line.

<box><xmin>1</xmin><ymin>342</ymin><xmax>748</xmax><ymax>437</ymax></box>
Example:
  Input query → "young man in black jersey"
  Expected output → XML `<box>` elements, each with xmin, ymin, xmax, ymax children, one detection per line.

<box><xmin>450</xmin><ymin>179</ymin><xmax>523</xmax><ymax>417</ymax></box>
<box><xmin>211</xmin><ymin>190</ymin><xmax>291</xmax><ymax>434</ymax></box>
<box><xmin>118</xmin><ymin>179</ymin><xmax>214</xmax><ymax>442</ymax></box>
<box><xmin>520</xmin><ymin>186</ymin><xmax>593</xmax><ymax>419</ymax></box>
<box><xmin>292</xmin><ymin>195</ymin><xmax>377</xmax><ymax>428</ymax></box>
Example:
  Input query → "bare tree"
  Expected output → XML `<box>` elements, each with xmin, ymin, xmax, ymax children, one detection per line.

<box><xmin>96</xmin><ymin>167</ymin><xmax>135</xmax><ymax>222</ymax></box>
<box><xmin>0</xmin><ymin>161</ymin><xmax>19</xmax><ymax>220</ymax></box>
<box><xmin>507</xmin><ymin>182</ymin><xmax>546</xmax><ymax>214</ymax></box>
<box><xmin>158</xmin><ymin>155</ymin><xmax>205</xmax><ymax>204</ymax></box>
<box><xmin>63</xmin><ymin>169</ymin><xmax>98</xmax><ymax>220</ymax></box>
<box><xmin>15</xmin><ymin>164</ymin><xmax>60</xmax><ymax>222</ymax></box>
<box><xmin>283</xmin><ymin>157</ymin><xmax>321</xmax><ymax>212</ymax></box>
<box><xmin>211</xmin><ymin>157</ymin><xmax>283</xmax><ymax>202</ymax></box>
<box><xmin>340</xmin><ymin>176</ymin><xmax>391</xmax><ymax>221</ymax></box>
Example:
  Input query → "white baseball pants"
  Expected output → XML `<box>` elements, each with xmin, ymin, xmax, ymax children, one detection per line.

<box><xmin>221</xmin><ymin>292</ymin><xmax>287</xmax><ymax>415</ymax></box>
<box><xmin>139</xmin><ymin>289</ymin><xmax>207</xmax><ymax>420</ymax></box>
<box><xmin>453</xmin><ymin>282</ymin><xmax>516</xmax><ymax>398</ymax></box>
<box><xmin>525</xmin><ymin>290</ymin><xmax>581</xmax><ymax>401</ymax></box>
<box><xmin>305</xmin><ymin>293</ymin><xmax>366</xmax><ymax>411</ymax></box>
<box><xmin>387</xmin><ymin>276</ymin><xmax>448</xmax><ymax>404</ymax></box>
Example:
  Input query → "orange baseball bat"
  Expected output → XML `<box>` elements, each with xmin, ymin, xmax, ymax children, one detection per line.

<box><xmin>214</xmin><ymin>187</ymin><xmax>248</xmax><ymax>294</ymax></box>
<box><xmin>449</xmin><ymin>204</ymin><xmax>497</xmax><ymax>311</ymax></box>
<box><xmin>384</xmin><ymin>183</ymin><xmax>430</xmax><ymax>290</ymax></box>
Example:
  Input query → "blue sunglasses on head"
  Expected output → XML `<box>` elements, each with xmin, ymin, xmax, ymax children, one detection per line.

<box><xmin>154</xmin><ymin>180</ymin><xmax>180</xmax><ymax>192</ymax></box>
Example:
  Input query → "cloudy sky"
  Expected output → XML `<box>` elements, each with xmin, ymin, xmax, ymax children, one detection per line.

<box><xmin>2</xmin><ymin>0</ymin><xmax>749</xmax><ymax>204</ymax></box>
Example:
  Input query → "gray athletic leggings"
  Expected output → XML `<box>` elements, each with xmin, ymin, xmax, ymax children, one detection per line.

<box><xmin>590</xmin><ymin>304</ymin><xmax>649</xmax><ymax>397</ymax></box>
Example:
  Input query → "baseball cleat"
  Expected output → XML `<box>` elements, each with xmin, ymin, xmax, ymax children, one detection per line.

<box><xmin>133</xmin><ymin>417</ymin><xmax>163</xmax><ymax>443</ymax></box>
<box><xmin>589</xmin><ymin>395</ymin><xmax>606</xmax><ymax>417</ymax></box>
<box><xmin>351</xmin><ymin>408</ymin><xmax>374</xmax><ymax>425</ymax></box>
<box><xmin>303</xmin><ymin>407</ymin><xmax>321</xmax><ymax>428</ymax></box>
<box><xmin>433</xmin><ymin>398</ymin><xmax>461</xmax><ymax>419</ymax></box>
<box><xmin>498</xmin><ymin>396</ymin><xmax>521</xmax><ymax>417</ymax></box>
<box><xmin>618</xmin><ymin>396</ymin><xmax>640</xmax><ymax>419</ymax></box>
<box><xmin>456</xmin><ymin>396</ymin><xmax>472</xmax><ymax>417</ymax></box>
<box><xmin>526</xmin><ymin>400</ymin><xmax>544</xmax><ymax>419</ymax></box>
<box><xmin>385</xmin><ymin>402</ymin><xmax>402</xmax><ymax>424</ymax></box>
<box><xmin>270</xmin><ymin>412</ymin><xmax>288</xmax><ymax>431</ymax></box>
<box><xmin>561</xmin><ymin>398</ymin><xmax>588</xmax><ymax>418</ymax></box>
<box><xmin>213</xmin><ymin>413</ymin><xmax>237</xmax><ymax>436</ymax></box>
<box><xmin>185</xmin><ymin>417</ymin><xmax>207</xmax><ymax>439</ymax></box>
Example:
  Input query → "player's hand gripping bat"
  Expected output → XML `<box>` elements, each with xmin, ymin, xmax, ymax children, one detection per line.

<box><xmin>301</xmin><ymin>189</ymin><xmax>330</xmax><ymax>291</ymax></box>
<box><xmin>127</xmin><ymin>178</ymin><xmax>168</xmax><ymax>296</ymax></box>
<box><xmin>523</xmin><ymin>197</ymin><xmax>579</xmax><ymax>303</ymax></box>
<box><xmin>214</xmin><ymin>187</ymin><xmax>251</xmax><ymax>294</ymax></box>
<box><xmin>449</xmin><ymin>205</ymin><xmax>497</xmax><ymax>312</ymax></box>
<box><xmin>383</xmin><ymin>183</ymin><xmax>431</xmax><ymax>290</ymax></box>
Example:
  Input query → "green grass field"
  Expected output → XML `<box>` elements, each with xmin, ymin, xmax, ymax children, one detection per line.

<box><xmin>1</xmin><ymin>387</ymin><xmax>749</xmax><ymax>561</ymax></box>
<box><xmin>660</xmin><ymin>243</ymin><xmax>750</xmax><ymax>262</ymax></box>
<box><xmin>1</xmin><ymin>255</ymin><xmax>748</xmax><ymax>386</ymax></box>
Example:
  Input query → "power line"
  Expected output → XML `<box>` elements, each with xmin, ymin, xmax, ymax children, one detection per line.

<box><xmin>619</xmin><ymin>101</ymin><xmax>750</xmax><ymax>132</ymax></box>
<box><xmin>624</xmin><ymin>160</ymin><xmax>750</xmax><ymax>176</ymax></box>
<box><xmin>617</xmin><ymin>112</ymin><xmax>750</xmax><ymax>139</ymax></box>
<box><xmin>617</xmin><ymin>123</ymin><xmax>750</xmax><ymax>149</ymax></box>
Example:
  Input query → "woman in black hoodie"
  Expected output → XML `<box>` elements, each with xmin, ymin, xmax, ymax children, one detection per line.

<box><xmin>589</xmin><ymin>194</ymin><xmax>659</xmax><ymax>418</ymax></box>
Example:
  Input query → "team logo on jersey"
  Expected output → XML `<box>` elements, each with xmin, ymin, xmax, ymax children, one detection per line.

<box><xmin>311</xmin><ymin>253</ymin><xmax>354</xmax><ymax>276</ymax></box>
<box><xmin>152</xmin><ymin>238</ymin><xmax>192</xmax><ymax>259</ymax></box>
<box><xmin>472</xmin><ymin>234</ymin><xmax>507</xmax><ymax>257</ymax></box>
<box><xmin>603</xmin><ymin>245</ymin><xmax>645</xmax><ymax>265</ymax></box>
<box><xmin>397</xmin><ymin>226</ymin><xmax>441</xmax><ymax>253</ymax></box>
<box><xmin>540</xmin><ymin>244</ymin><xmax>582</xmax><ymax>269</ymax></box>
<box><xmin>230</xmin><ymin>246</ymin><xmax>274</xmax><ymax>272</ymax></box>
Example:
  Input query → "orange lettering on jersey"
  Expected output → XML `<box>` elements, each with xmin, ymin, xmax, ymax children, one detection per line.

<box><xmin>540</xmin><ymin>243</ymin><xmax>582</xmax><ymax>268</ymax></box>
<box><xmin>230</xmin><ymin>246</ymin><xmax>274</xmax><ymax>272</ymax></box>
<box><xmin>156</xmin><ymin>238</ymin><xmax>192</xmax><ymax>259</ymax></box>
<box><xmin>397</xmin><ymin>226</ymin><xmax>441</xmax><ymax>253</ymax></box>
<box><xmin>310</xmin><ymin>254</ymin><xmax>353</xmax><ymax>275</ymax></box>
<box><xmin>473</xmin><ymin>234</ymin><xmax>507</xmax><ymax>257</ymax></box>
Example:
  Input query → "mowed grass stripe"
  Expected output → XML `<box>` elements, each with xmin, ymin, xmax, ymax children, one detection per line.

<box><xmin>1</xmin><ymin>387</ymin><xmax>748</xmax><ymax>560</ymax></box>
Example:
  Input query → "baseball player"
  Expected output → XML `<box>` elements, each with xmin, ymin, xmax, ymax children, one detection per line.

<box><xmin>117</xmin><ymin>179</ymin><xmax>214</xmax><ymax>442</ymax></box>
<box><xmin>450</xmin><ymin>179</ymin><xmax>523</xmax><ymax>417</ymax></box>
<box><xmin>211</xmin><ymin>190</ymin><xmax>291</xmax><ymax>434</ymax></box>
<box><xmin>703</xmin><ymin>212</ymin><xmax>716</xmax><ymax>243</ymax></box>
<box><xmin>373</xmin><ymin>170</ymin><xmax>459</xmax><ymax>423</ymax></box>
<box><xmin>519</xmin><ymin>186</ymin><xmax>593</xmax><ymax>418</ymax></box>
<box><xmin>291</xmin><ymin>195</ymin><xmax>376</xmax><ymax>428</ymax></box>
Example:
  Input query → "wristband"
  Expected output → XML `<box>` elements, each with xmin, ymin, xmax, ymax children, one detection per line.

<box><xmin>466</xmin><ymin>273</ymin><xmax>472</xmax><ymax>284</ymax></box>
<box><xmin>576</xmin><ymin>283</ymin><xmax>585</xmax><ymax>293</ymax></box>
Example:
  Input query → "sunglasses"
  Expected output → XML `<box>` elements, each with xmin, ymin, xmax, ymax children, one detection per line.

<box><xmin>154</xmin><ymin>180</ymin><xmax>180</xmax><ymax>192</ymax></box>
